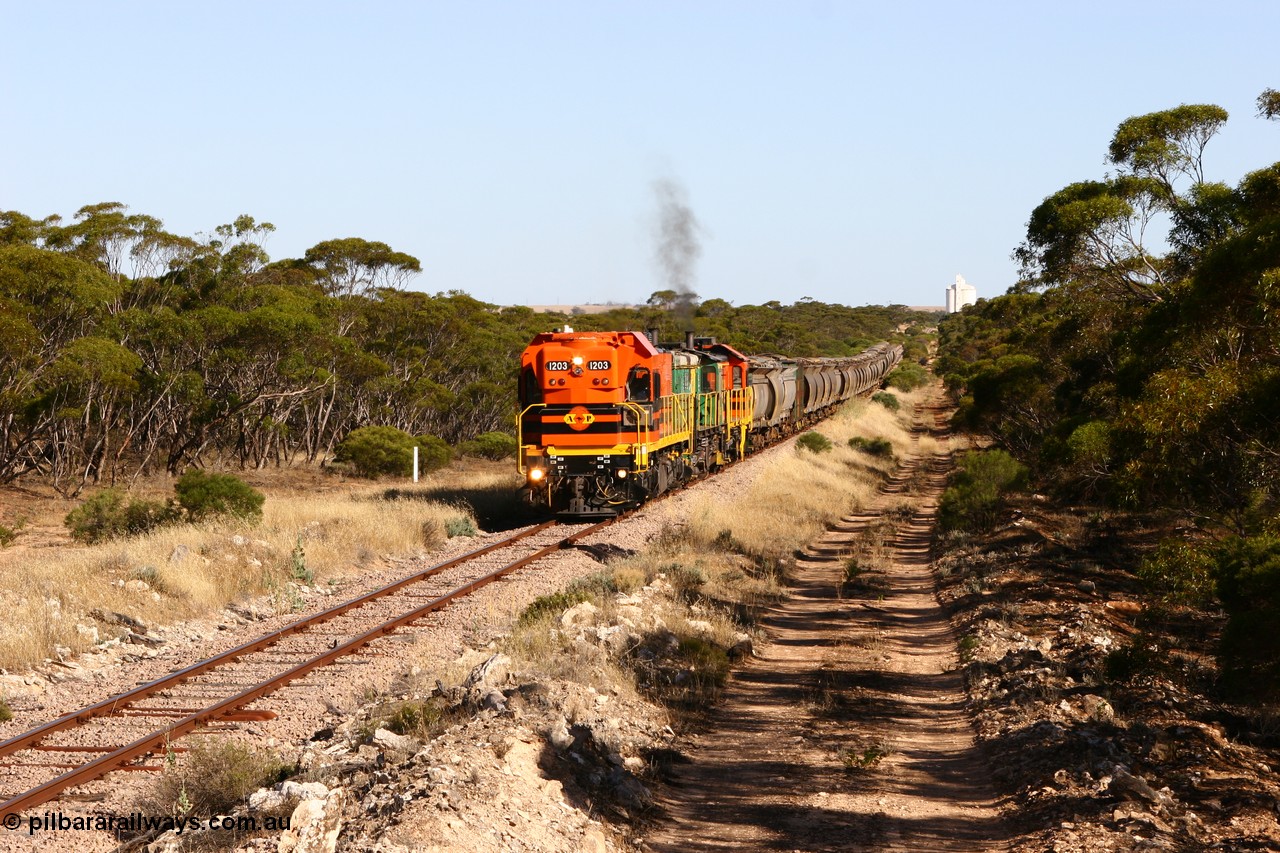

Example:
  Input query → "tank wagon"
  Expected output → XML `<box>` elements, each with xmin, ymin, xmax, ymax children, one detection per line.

<box><xmin>517</xmin><ymin>330</ymin><xmax>902</xmax><ymax>516</ymax></box>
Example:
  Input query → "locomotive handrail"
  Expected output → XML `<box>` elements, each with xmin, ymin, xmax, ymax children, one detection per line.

<box><xmin>619</xmin><ymin>401</ymin><xmax>652</xmax><ymax>452</ymax></box>
<box><xmin>515</xmin><ymin>403</ymin><xmax>545</xmax><ymax>474</ymax></box>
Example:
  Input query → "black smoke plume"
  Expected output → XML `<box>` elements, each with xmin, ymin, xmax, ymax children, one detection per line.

<box><xmin>652</xmin><ymin>178</ymin><xmax>702</xmax><ymax>331</ymax></box>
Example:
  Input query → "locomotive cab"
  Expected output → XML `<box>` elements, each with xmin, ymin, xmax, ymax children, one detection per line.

<box><xmin>518</xmin><ymin>329</ymin><xmax>682</xmax><ymax>516</ymax></box>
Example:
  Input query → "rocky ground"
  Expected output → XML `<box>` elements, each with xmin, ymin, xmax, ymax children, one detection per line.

<box><xmin>938</xmin><ymin>502</ymin><xmax>1280</xmax><ymax>852</ymax></box>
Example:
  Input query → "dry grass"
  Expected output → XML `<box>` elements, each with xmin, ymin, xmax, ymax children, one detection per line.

<box><xmin>683</xmin><ymin>392</ymin><xmax>924</xmax><ymax>565</ymax></box>
<box><xmin>0</xmin><ymin>468</ymin><xmax>506</xmax><ymax>672</ymax></box>
<box><xmin>140</xmin><ymin>736</ymin><xmax>291</xmax><ymax>823</ymax></box>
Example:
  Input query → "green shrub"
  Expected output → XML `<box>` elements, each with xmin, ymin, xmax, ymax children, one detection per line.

<box><xmin>797</xmin><ymin>431</ymin><xmax>833</xmax><ymax>454</ymax></box>
<box><xmin>1104</xmin><ymin>638</ymin><xmax>1169</xmax><ymax>684</ymax></box>
<box><xmin>886</xmin><ymin>362</ymin><xmax>929</xmax><ymax>392</ymax></box>
<box><xmin>457</xmin><ymin>431</ymin><xmax>518</xmax><ymax>460</ymax></box>
<box><xmin>0</xmin><ymin>698</ymin><xmax>11</xmax><ymax>722</ymax></box>
<box><xmin>414</xmin><ymin>434</ymin><xmax>454</xmax><ymax>473</ymax></box>
<box><xmin>175</xmin><ymin>470</ymin><xmax>265</xmax><ymax>522</ymax></box>
<box><xmin>132</xmin><ymin>565</ymin><xmax>170</xmax><ymax>594</ymax></box>
<box><xmin>667</xmin><ymin>563</ymin><xmax>707</xmax><ymax>599</ymax></box>
<box><xmin>1214</xmin><ymin>535</ymin><xmax>1280</xmax><ymax>701</ymax></box>
<box><xmin>1138</xmin><ymin>539</ymin><xmax>1216</xmax><ymax>606</ymax></box>
<box><xmin>65</xmin><ymin>489</ymin><xmax>178</xmax><ymax>543</ymax></box>
<box><xmin>0</xmin><ymin>517</ymin><xmax>22</xmax><ymax>547</ymax></box>
<box><xmin>1066</xmin><ymin>420</ymin><xmax>1112</xmax><ymax>470</ymax></box>
<box><xmin>570</xmin><ymin>571</ymin><xmax>623</xmax><ymax>598</ymax></box>
<box><xmin>871</xmin><ymin>391</ymin><xmax>900</xmax><ymax>411</ymax></box>
<box><xmin>517</xmin><ymin>589</ymin><xmax>592</xmax><ymax>627</ymax></box>
<box><xmin>445</xmin><ymin>516</ymin><xmax>478</xmax><ymax>537</ymax></box>
<box><xmin>841</xmin><ymin>739</ymin><xmax>895</xmax><ymax>770</ymax></box>
<box><xmin>378</xmin><ymin>697</ymin><xmax>453</xmax><ymax>739</ymax></box>
<box><xmin>333</xmin><ymin>425</ymin><xmax>417</xmax><ymax>478</ymax></box>
<box><xmin>848</xmin><ymin>436</ymin><xmax>894</xmax><ymax>458</ymax></box>
<box><xmin>937</xmin><ymin>449</ymin><xmax>1028</xmax><ymax>533</ymax></box>
<box><xmin>673</xmin><ymin>636</ymin><xmax>731</xmax><ymax>697</ymax></box>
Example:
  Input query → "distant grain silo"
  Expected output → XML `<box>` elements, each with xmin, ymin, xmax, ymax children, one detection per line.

<box><xmin>946</xmin><ymin>275</ymin><xmax>977</xmax><ymax>313</ymax></box>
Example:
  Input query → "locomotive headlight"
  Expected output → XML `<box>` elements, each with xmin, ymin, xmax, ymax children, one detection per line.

<box><xmin>616</xmin><ymin>468</ymin><xmax>628</xmax><ymax>479</ymax></box>
<box><xmin>571</xmin><ymin>356</ymin><xmax>584</xmax><ymax>366</ymax></box>
<box><xmin>528</xmin><ymin>468</ymin><xmax>546</xmax><ymax>483</ymax></box>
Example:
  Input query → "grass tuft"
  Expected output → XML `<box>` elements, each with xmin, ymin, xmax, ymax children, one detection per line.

<box><xmin>143</xmin><ymin>738</ymin><xmax>291</xmax><ymax>818</ymax></box>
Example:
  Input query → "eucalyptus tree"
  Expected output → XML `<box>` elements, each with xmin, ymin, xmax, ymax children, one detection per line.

<box><xmin>35</xmin><ymin>336</ymin><xmax>143</xmax><ymax>493</ymax></box>
<box><xmin>1016</xmin><ymin>104</ymin><xmax>1231</xmax><ymax>304</ymax></box>
<box><xmin>1257</xmin><ymin>88</ymin><xmax>1280</xmax><ymax>121</ymax></box>
<box><xmin>303</xmin><ymin>237</ymin><xmax>421</xmax><ymax>298</ymax></box>
<box><xmin>0</xmin><ymin>245</ymin><xmax>126</xmax><ymax>486</ymax></box>
<box><xmin>1015</xmin><ymin>177</ymin><xmax>1172</xmax><ymax>302</ymax></box>
<box><xmin>41</xmin><ymin>202</ymin><xmax>172</xmax><ymax>282</ymax></box>
<box><xmin>1107</xmin><ymin>104</ymin><xmax>1228</xmax><ymax>198</ymax></box>
<box><xmin>0</xmin><ymin>210</ymin><xmax>59</xmax><ymax>246</ymax></box>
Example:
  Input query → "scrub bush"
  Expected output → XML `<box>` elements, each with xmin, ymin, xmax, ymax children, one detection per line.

<box><xmin>871</xmin><ymin>391</ymin><xmax>900</xmax><ymax>411</ymax></box>
<box><xmin>334</xmin><ymin>427</ymin><xmax>452</xmax><ymax>478</ymax></box>
<box><xmin>1215</xmin><ymin>535</ymin><xmax>1280</xmax><ymax>701</ymax></box>
<box><xmin>333</xmin><ymin>426</ymin><xmax>417</xmax><ymax>478</ymax></box>
<box><xmin>175</xmin><ymin>470</ymin><xmax>265</xmax><ymax>522</ymax></box>
<box><xmin>1138</xmin><ymin>539</ymin><xmax>1216</xmax><ymax>606</ymax></box>
<box><xmin>148</xmin><ymin>739</ymin><xmax>290</xmax><ymax>818</ymax></box>
<box><xmin>937</xmin><ymin>449</ymin><xmax>1027</xmax><ymax>533</ymax></box>
<box><xmin>848</xmin><ymin>436</ymin><xmax>894</xmax><ymax>458</ymax></box>
<box><xmin>457</xmin><ymin>431</ymin><xmax>518</xmax><ymax>460</ymax></box>
<box><xmin>414</xmin><ymin>435</ymin><xmax>454</xmax><ymax>472</ymax></box>
<box><xmin>797</xmin><ymin>431</ymin><xmax>833</xmax><ymax>454</ymax></box>
<box><xmin>65</xmin><ymin>489</ymin><xmax>178</xmax><ymax>543</ymax></box>
<box><xmin>886</xmin><ymin>362</ymin><xmax>929</xmax><ymax>391</ymax></box>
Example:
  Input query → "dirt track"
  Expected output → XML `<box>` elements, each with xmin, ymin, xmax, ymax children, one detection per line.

<box><xmin>646</xmin><ymin>387</ymin><xmax>1009</xmax><ymax>851</ymax></box>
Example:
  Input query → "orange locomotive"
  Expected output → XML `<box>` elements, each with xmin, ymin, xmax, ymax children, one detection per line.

<box><xmin>517</xmin><ymin>329</ymin><xmax>751</xmax><ymax>516</ymax></box>
<box><xmin>517</xmin><ymin>328</ymin><xmax>903</xmax><ymax>517</ymax></box>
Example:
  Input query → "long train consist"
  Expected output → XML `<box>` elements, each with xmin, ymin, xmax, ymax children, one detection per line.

<box><xmin>517</xmin><ymin>329</ymin><xmax>903</xmax><ymax>516</ymax></box>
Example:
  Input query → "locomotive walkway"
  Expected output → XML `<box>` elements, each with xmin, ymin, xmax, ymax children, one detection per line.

<box><xmin>646</xmin><ymin>386</ymin><xmax>1010</xmax><ymax>851</ymax></box>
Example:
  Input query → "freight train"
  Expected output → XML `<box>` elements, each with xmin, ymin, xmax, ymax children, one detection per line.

<box><xmin>517</xmin><ymin>329</ymin><xmax>903</xmax><ymax>517</ymax></box>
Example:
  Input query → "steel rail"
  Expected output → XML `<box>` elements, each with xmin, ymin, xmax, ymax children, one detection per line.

<box><xmin>0</xmin><ymin>518</ymin><xmax>608</xmax><ymax>821</ymax></box>
<box><xmin>0</xmin><ymin>389</ymin><xmax>882</xmax><ymax>820</ymax></box>
<box><xmin>0</xmin><ymin>521</ymin><xmax>558</xmax><ymax>762</ymax></box>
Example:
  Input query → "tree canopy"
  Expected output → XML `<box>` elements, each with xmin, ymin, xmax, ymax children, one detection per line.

<box><xmin>0</xmin><ymin>204</ymin><xmax>926</xmax><ymax>494</ymax></box>
<box><xmin>943</xmin><ymin>90</ymin><xmax>1280</xmax><ymax>534</ymax></box>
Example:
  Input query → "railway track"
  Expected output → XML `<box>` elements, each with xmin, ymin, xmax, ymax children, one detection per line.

<box><xmin>0</xmin><ymin>517</ymin><xmax>615</xmax><ymax>822</ymax></box>
<box><xmin>0</xmin><ymin>390</ymin><xmax>880</xmax><ymax>826</ymax></box>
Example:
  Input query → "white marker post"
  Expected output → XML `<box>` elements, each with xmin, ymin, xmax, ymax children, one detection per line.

<box><xmin>413</xmin><ymin>446</ymin><xmax>419</xmax><ymax>483</ymax></box>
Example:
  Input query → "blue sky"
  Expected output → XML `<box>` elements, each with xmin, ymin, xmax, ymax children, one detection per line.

<box><xmin>4</xmin><ymin>1</ymin><xmax>1277</xmax><ymax>309</ymax></box>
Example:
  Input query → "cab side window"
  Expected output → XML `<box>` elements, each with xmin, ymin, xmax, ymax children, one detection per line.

<box><xmin>627</xmin><ymin>366</ymin><xmax>652</xmax><ymax>402</ymax></box>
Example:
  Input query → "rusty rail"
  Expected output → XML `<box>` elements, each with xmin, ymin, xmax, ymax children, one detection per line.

<box><xmin>0</xmin><ymin>518</ymin><xmax>610</xmax><ymax>820</ymax></box>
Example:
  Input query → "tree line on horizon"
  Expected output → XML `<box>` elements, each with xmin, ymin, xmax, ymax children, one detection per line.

<box><xmin>937</xmin><ymin>89</ymin><xmax>1280</xmax><ymax>698</ymax></box>
<box><xmin>0</xmin><ymin>204</ymin><xmax>932</xmax><ymax>495</ymax></box>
